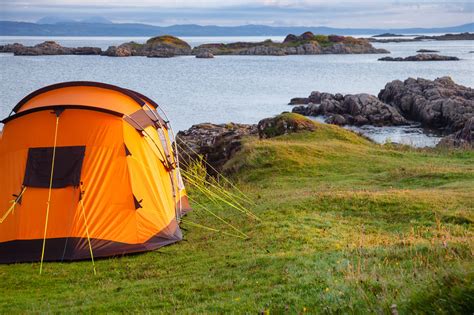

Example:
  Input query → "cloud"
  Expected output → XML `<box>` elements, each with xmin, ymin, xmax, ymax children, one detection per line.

<box><xmin>0</xmin><ymin>0</ymin><xmax>473</xmax><ymax>27</ymax></box>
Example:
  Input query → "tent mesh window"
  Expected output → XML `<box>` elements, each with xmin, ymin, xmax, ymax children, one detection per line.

<box><xmin>23</xmin><ymin>146</ymin><xmax>86</xmax><ymax>188</ymax></box>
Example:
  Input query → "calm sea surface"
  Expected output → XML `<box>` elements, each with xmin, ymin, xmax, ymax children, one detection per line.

<box><xmin>1</xmin><ymin>36</ymin><xmax>473</xmax><ymax>146</ymax></box>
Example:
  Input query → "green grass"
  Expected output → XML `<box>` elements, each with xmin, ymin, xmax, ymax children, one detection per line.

<box><xmin>1</xmin><ymin>121</ymin><xmax>473</xmax><ymax>313</ymax></box>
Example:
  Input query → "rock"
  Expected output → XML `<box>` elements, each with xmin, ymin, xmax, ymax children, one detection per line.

<box><xmin>308</xmin><ymin>91</ymin><xmax>322</xmax><ymax>103</ymax></box>
<box><xmin>288</xmin><ymin>97</ymin><xmax>309</xmax><ymax>105</ymax></box>
<box><xmin>176</xmin><ymin>123</ymin><xmax>257</xmax><ymax>173</ymax></box>
<box><xmin>378</xmin><ymin>77</ymin><xmax>474</xmax><ymax>132</ymax></box>
<box><xmin>301</xmin><ymin>31</ymin><xmax>315</xmax><ymax>41</ymax></box>
<box><xmin>196</xmin><ymin>50</ymin><xmax>214</xmax><ymax>58</ymax></box>
<box><xmin>291</xmin><ymin>92</ymin><xmax>408</xmax><ymax>127</ymax></box>
<box><xmin>14</xmin><ymin>41</ymin><xmax>72</xmax><ymax>55</ymax></box>
<box><xmin>73</xmin><ymin>47</ymin><xmax>102</xmax><ymax>55</ymax></box>
<box><xmin>325</xmin><ymin>114</ymin><xmax>346</xmax><ymax>125</ymax></box>
<box><xmin>379</xmin><ymin>54</ymin><xmax>460</xmax><ymax>61</ymax></box>
<box><xmin>239</xmin><ymin>45</ymin><xmax>286</xmax><ymax>56</ymax></box>
<box><xmin>437</xmin><ymin>117</ymin><xmax>473</xmax><ymax>149</ymax></box>
<box><xmin>417</xmin><ymin>49</ymin><xmax>440</xmax><ymax>53</ymax></box>
<box><xmin>0</xmin><ymin>43</ymin><xmax>25</xmax><ymax>53</ymax></box>
<box><xmin>102</xmin><ymin>45</ymin><xmax>133</xmax><ymax>57</ymax></box>
<box><xmin>143</xmin><ymin>35</ymin><xmax>191</xmax><ymax>56</ymax></box>
<box><xmin>257</xmin><ymin>113</ymin><xmax>316</xmax><ymax>139</ymax></box>
<box><xmin>103</xmin><ymin>36</ymin><xmax>191</xmax><ymax>57</ymax></box>
<box><xmin>283</xmin><ymin>34</ymin><xmax>298</xmax><ymax>43</ymax></box>
<box><xmin>147</xmin><ymin>49</ymin><xmax>176</xmax><ymax>58</ymax></box>
<box><xmin>353</xmin><ymin>115</ymin><xmax>369</xmax><ymax>125</ymax></box>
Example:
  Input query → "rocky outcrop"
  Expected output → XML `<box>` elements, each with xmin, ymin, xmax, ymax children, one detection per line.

<box><xmin>103</xmin><ymin>35</ymin><xmax>191</xmax><ymax>57</ymax></box>
<box><xmin>102</xmin><ymin>43</ymin><xmax>135</xmax><ymax>57</ymax></box>
<box><xmin>379</xmin><ymin>54</ymin><xmax>459</xmax><ymax>61</ymax></box>
<box><xmin>292</xmin><ymin>93</ymin><xmax>408</xmax><ymax>126</ymax></box>
<box><xmin>176</xmin><ymin>123</ymin><xmax>257</xmax><ymax>173</ymax></box>
<box><xmin>378</xmin><ymin>77</ymin><xmax>474</xmax><ymax>132</ymax></box>
<box><xmin>257</xmin><ymin>113</ymin><xmax>317</xmax><ymax>138</ymax></box>
<box><xmin>373</xmin><ymin>33</ymin><xmax>405</xmax><ymax>37</ymax></box>
<box><xmin>288</xmin><ymin>97</ymin><xmax>309</xmax><ymax>105</ymax></box>
<box><xmin>192</xmin><ymin>32</ymin><xmax>389</xmax><ymax>56</ymax></box>
<box><xmin>437</xmin><ymin>118</ymin><xmax>473</xmax><ymax>149</ymax></box>
<box><xmin>8</xmin><ymin>41</ymin><xmax>102</xmax><ymax>55</ymax></box>
<box><xmin>0</xmin><ymin>43</ymin><xmax>25</xmax><ymax>53</ymax></box>
<box><xmin>416</xmin><ymin>32</ymin><xmax>474</xmax><ymax>41</ymax></box>
<box><xmin>72</xmin><ymin>47</ymin><xmax>102</xmax><ymax>55</ymax></box>
<box><xmin>369</xmin><ymin>32</ymin><xmax>474</xmax><ymax>43</ymax></box>
<box><xmin>147</xmin><ymin>49</ymin><xmax>176</xmax><ymax>58</ymax></box>
<box><xmin>196</xmin><ymin>51</ymin><xmax>214</xmax><ymax>58</ymax></box>
<box><xmin>417</xmin><ymin>49</ymin><xmax>440</xmax><ymax>53</ymax></box>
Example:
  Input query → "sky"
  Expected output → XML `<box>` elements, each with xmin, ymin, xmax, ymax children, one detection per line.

<box><xmin>1</xmin><ymin>0</ymin><xmax>473</xmax><ymax>28</ymax></box>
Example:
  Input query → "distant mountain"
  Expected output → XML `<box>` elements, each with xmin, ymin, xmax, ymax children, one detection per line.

<box><xmin>80</xmin><ymin>16</ymin><xmax>113</xmax><ymax>24</ymax></box>
<box><xmin>1</xmin><ymin>20</ymin><xmax>473</xmax><ymax>37</ymax></box>
<box><xmin>36</xmin><ymin>16</ymin><xmax>76</xmax><ymax>24</ymax></box>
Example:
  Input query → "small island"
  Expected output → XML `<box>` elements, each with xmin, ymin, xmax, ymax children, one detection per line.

<box><xmin>372</xmin><ymin>33</ymin><xmax>406</xmax><ymax>37</ymax></box>
<box><xmin>103</xmin><ymin>35</ymin><xmax>192</xmax><ymax>57</ymax></box>
<box><xmin>416</xmin><ymin>49</ymin><xmax>440</xmax><ymax>53</ymax></box>
<box><xmin>192</xmin><ymin>32</ymin><xmax>389</xmax><ymax>56</ymax></box>
<box><xmin>369</xmin><ymin>32</ymin><xmax>474</xmax><ymax>43</ymax></box>
<box><xmin>378</xmin><ymin>54</ymin><xmax>459</xmax><ymax>61</ymax></box>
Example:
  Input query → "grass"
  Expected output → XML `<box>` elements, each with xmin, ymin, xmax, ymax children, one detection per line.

<box><xmin>0</xmin><ymin>121</ymin><xmax>473</xmax><ymax>313</ymax></box>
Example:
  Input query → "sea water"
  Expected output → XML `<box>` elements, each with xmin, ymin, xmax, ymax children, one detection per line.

<box><xmin>1</xmin><ymin>36</ymin><xmax>473</xmax><ymax>147</ymax></box>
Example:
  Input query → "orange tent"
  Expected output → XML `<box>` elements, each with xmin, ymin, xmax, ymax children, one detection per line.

<box><xmin>0</xmin><ymin>82</ymin><xmax>190</xmax><ymax>264</ymax></box>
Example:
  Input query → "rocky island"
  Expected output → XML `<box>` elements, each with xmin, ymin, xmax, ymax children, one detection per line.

<box><xmin>378</xmin><ymin>54</ymin><xmax>459</xmax><ymax>61</ymax></box>
<box><xmin>0</xmin><ymin>41</ymin><xmax>102</xmax><ymax>55</ymax></box>
<box><xmin>369</xmin><ymin>32</ymin><xmax>474</xmax><ymax>43</ymax></box>
<box><xmin>192</xmin><ymin>32</ymin><xmax>389</xmax><ymax>56</ymax></box>
<box><xmin>102</xmin><ymin>35</ymin><xmax>192</xmax><ymax>57</ymax></box>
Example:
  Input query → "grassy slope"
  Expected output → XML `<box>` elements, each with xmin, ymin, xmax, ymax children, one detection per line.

<box><xmin>0</xmin><ymin>122</ymin><xmax>473</xmax><ymax>313</ymax></box>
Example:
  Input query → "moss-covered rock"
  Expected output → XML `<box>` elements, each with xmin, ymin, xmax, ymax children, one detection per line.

<box><xmin>257</xmin><ymin>113</ymin><xmax>317</xmax><ymax>139</ymax></box>
<box><xmin>103</xmin><ymin>35</ymin><xmax>192</xmax><ymax>57</ymax></box>
<box><xmin>146</xmin><ymin>35</ymin><xmax>191</xmax><ymax>50</ymax></box>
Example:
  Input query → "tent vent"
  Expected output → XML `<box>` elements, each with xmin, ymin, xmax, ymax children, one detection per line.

<box><xmin>23</xmin><ymin>146</ymin><xmax>85</xmax><ymax>188</ymax></box>
<box><xmin>124</xmin><ymin>144</ymin><xmax>132</xmax><ymax>156</ymax></box>
<box><xmin>133</xmin><ymin>195</ymin><xmax>143</xmax><ymax>210</ymax></box>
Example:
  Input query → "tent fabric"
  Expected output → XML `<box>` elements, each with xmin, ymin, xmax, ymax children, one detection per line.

<box><xmin>0</xmin><ymin>82</ymin><xmax>190</xmax><ymax>264</ymax></box>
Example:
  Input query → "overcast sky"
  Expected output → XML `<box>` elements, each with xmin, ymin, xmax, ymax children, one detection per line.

<box><xmin>1</xmin><ymin>0</ymin><xmax>473</xmax><ymax>28</ymax></box>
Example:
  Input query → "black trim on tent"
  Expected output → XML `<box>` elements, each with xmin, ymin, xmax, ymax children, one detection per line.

<box><xmin>0</xmin><ymin>220</ymin><xmax>182</xmax><ymax>264</ymax></box>
<box><xmin>2</xmin><ymin>105</ymin><xmax>124</xmax><ymax>124</ymax></box>
<box><xmin>126</xmin><ymin>89</ymin><xmax>159</xmax><ymax>109</ymax></box>
<box><xmin>124</xmin><ymin>144</ymin><xmax>132</xmax><ymax>156</ymax></box>
<box><xmin>12</xmin><ymin>81</ymin><xmax>146</xmax><ymax>114</ymax></box>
